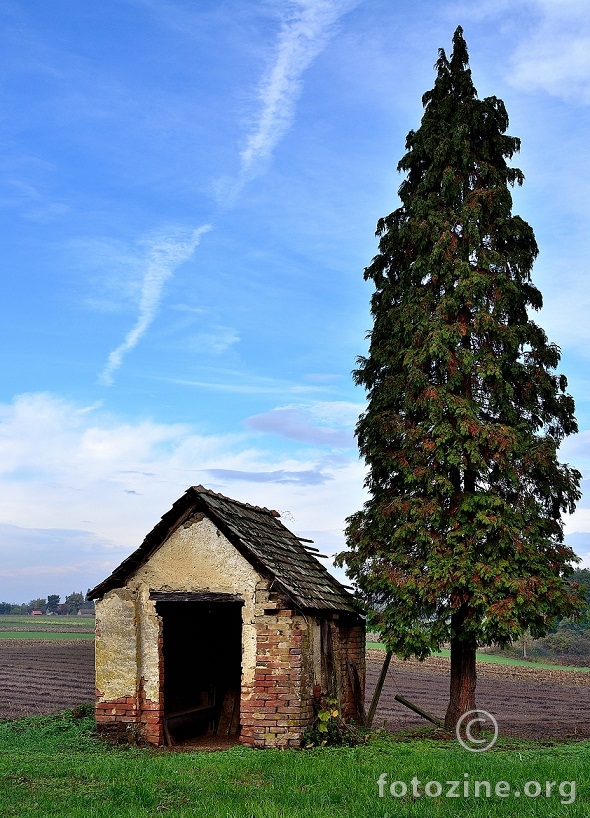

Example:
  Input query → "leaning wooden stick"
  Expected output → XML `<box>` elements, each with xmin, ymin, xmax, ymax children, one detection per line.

<box><xmin>366</xmin><ymin>650</ymin><xmax>393</xmax><ymax>728</ymax></box>
<box><xmin>394</xmin><ymin>693</ymin><xmax>445</xmax><ymax>729</ymax></box>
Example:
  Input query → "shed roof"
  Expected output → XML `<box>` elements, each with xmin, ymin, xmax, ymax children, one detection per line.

<box><xmin>87</xmin><ymin>485</ymin><xmax>357</xmax><ymax>613</ymax></box>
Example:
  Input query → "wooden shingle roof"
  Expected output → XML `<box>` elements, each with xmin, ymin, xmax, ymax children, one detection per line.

<box><xmin>87</xmin><ymin>485</ymin><xmax>357</xmax><ymax>613</ymax></box>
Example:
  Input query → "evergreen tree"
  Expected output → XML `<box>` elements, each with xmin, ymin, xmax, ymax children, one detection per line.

<box><xmin>47</xmin><ymin>594</ymin><xmax>60</xmax><ymax>613</ymax></box>
<box><xmin>337</xmin><ymin>27</ymin><xmax>584</xmax><ymax>729</ymax></box>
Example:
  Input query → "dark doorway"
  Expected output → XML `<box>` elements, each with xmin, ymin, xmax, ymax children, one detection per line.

<box><xmin>155</xmin><ymin>596</ymin><xmax>242</xmax><ymax>744</ymax></box>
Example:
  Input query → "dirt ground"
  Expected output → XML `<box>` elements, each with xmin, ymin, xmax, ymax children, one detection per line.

<box><xmin>365</xmin><ymin>649</ymin><xmax>590</xmax><ymax>741</ymax></box>
<box><xmin>0</xmin><ymin>641</ymin><xmax>95</xmax><ymax>720</ymax></box>
<box><xmin>1</xmin><ymin>641</ymin><xmax>588</xmax><ymax>740</ymax></box>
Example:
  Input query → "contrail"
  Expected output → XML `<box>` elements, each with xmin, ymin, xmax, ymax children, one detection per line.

<box><xmin>100</xmin><ymin>1</ymin><xmax>357</xmax><ymax>381</ymax></box>
<box><xmin>222</xmin><ymin>0</ymin><xmax>359</xmax><ymax>201</ymax></box>
<box><xmin>99</xmin><ymin>225</ymin><xmax>212</xmax><ymax>385</ymax></box>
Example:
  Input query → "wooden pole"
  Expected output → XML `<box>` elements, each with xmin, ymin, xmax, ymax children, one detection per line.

<box><xmin>394</xmin><ymin>694</ymin><xmax>445</xmax><ymax>729</ymax></box>
<box><xmin>366</xmin><ymin>650</ymin><xmax>393</xmax><ymax>728</ymax></box>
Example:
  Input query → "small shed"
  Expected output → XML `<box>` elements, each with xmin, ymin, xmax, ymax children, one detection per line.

<box><xmin>87</xmin><ymin>485</ymin><xmax>365</xmax><ymax>747</ymax></box>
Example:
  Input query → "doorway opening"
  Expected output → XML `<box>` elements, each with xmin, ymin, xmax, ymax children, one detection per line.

<box><xmin>154</xmin><ymin>593</ymin><xmax>243</xmax><ymax>745</ymax></box>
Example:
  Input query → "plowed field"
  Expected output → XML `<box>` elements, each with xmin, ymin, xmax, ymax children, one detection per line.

<box><xmin>366</xmin><ymin>650</ymin><xmax>590</xmax><ymax>740</ymax></box>
<box><xmin>1</xmin><ymin>642</ymin><xmax>588</xmax><ymax>740</ymax></box>
<box><xmin>0</xmin><ymin>641</ymin><xmax>95</xmax><ymax>720</ymax></box>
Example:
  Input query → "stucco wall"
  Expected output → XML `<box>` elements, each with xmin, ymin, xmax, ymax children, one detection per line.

<box><xmin>95</xmin><ymin>588</ymin><xmax>138</xmax><ymax>702</ymax></box>
<box><xmin>95</xmin><ymin>512</ymin><xmax>365</xmax><ymax>747</ymax></box>
<box><xmin>128</xmin><ymin>515</ymin><xmax>262</xmax><ymax>687</ymax></box>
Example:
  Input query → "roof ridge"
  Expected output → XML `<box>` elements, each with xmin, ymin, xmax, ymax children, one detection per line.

<box><xmin>191</xmin><ymin>484</ymin><xmax>281</xmax><ymax>517</ymax></box>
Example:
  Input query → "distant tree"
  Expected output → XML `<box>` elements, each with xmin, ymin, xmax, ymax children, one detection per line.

<box><xmin>573</xmin><ymin>568</ymin><xmax>590</xmax><ymax>605</ymax></box>
<box><xmin>47</xmin><ymin>594</ymin><xmax>60</xmax><ymax>613</ymax></box>
<box><xmin>0</xmin><ymin>602</ymin><xmax>12</xmax><ymax>614</ymax></box>
<box><xmin>28</xmin><ymin>598</ymin><xmax>47</xmax><ymax>613</ymax></box>
<box><xmin>337</xmin><ymin>27</ymin><xmax>584</xmax><ymax>729</ymax></box>
<box><xmin>80</xmin><ymin>590</ymin><xmax>95</xmax><ymax>610</ymax></box>
<box><xmin>65</xmin><ymin>592</ymin><xmax>85</xmax><ymax>614</ymax></box>
<box><xmin>556</xmin><ymin>568</ymin><xmax>590</xmax><ymax>632</ymax></box>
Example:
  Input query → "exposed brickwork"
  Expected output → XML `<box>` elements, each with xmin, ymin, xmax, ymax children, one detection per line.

<box><xmin>95</xmin><ymin>587</ymin><xmax>365</xmax><ymax>748</ymax></box>
<box><xmin>138</xmin><ymin>673</ymin><xmax>164</xmax><ymax>745</ymax></box>
<box><xmin>240</xmin><ymin>609</ymin><xmax>313</xmax><ymax>748</ymax></box>
<box><xmin>95</xmin><ymin>693</ymin><xmax>141</xmax><ymax>743</ymax></box>
<box><xmin>334</xmin><ymin>617</ymin><xmax>366</xmax><ymax>722</ymax></box>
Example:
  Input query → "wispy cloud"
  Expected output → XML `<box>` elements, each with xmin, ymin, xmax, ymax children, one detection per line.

<box><xmin>218</xmin><ymin>0</ymin><xmax>359</xmax><ymax>202</ymax></box>
<box><xmin>204</xmin><ymin>467</ymin><xmax>331</xmax><ymax>485</ymax></box>
<box><xmin>99</xmin><ymin>2</ymin><xmax>358</xmax><ymax>373</ymax></box>
<box><xmin>99</xmin><ymin>224</ymin><xmax>212</xmax><ymax>385</ymax></box>
<box><xmin>246</xmin><ymin>401</ymin><xmax>360</xmax><ymax>447</ymax></box>
<box><xmin>508</xmin><ymin>0</ymin><xmax>590</xmax><ymax>102</ymax></box>
<box><xmin>162</xmin><ymin>375</ymin><xmax>321</xmax><ymax>395</ymax></box>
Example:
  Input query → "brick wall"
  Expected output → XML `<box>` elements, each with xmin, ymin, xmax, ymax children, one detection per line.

<box><xmin>334</xmin><ymin>616</ymin><xmax>366</xmax><ymax>722</ymax></box>
<box><xmin>96</xmin><ymin>602</ymin><xmax>365</xmax><ymax>748</ymax></box>
<box><xmin>240</xmin><ymin>609</ymin><xmax>314</xmax><ymax>748</ymax></box>
<box><xmin>95</xmin><ymin>691</ymin><xmax>140</xmax><ymax>743</ymax></box>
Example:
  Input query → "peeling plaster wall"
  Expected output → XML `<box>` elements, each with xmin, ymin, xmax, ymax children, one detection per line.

<box><xmin>95</xmin><ymin>512</ymin><xmax>365</xmax><ymax>746</ymax></box>
<box><xmin>95</xmin><ymin>589</ymin><xmax>138</xmax><ymax>702</ymax></box>
<box><xmin>135</xmin><ymin>585</ymin><xmax>161</xmax><ymax>703</ymax></box>
<box><xmin>128</xmin><ymin>516</ymin><xmax>262</xmax><ymax>686</ymax></box>
<box><xmin>310</xmin><ymin>619</ymin><xmax>323</xmax><ymax>685</ymax></box>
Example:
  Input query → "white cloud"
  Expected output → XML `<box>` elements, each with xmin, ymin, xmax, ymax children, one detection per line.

<box><xmin>180</xmin><ymin>326</ymin><xmax>241</xmax><ymax>355</ymax></box>
<box><xmin>245</xmin><ymin>400</ymin><xmax>362</xmax><ymax>446</ymax></box>
<box><xmin>218</xmin><ymin>0</ymin><xmax>359</xmax><ymax>202</ymax></box>
<box><xmin>0</xmin><ymin>392</ymin><xmax>365</xmax><ymax>601</ymax></box>
<box><xmin>0</xmin><ymin>177</ymin><xmax>70</xmax><ymax>222</ymax></box>
<box><xmin>99</xmin><ymin>224</ymin><xmax>212</xmax><ymax>384</ymax></box>
<box><xmin>509</xmin><ymin>0</ymin><xmax>590</xmax><ymax>102</ymax></box>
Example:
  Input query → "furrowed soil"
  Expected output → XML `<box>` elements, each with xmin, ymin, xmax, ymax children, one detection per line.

<box><xmin>366</xmin><ymin>649</ymin><xmax>590</xmax><ymax>740</ymax></box>
<box><xmin>1</xmin><ymin>641</ymin><xmax>588</xmax><ymax>740</ymax></box>
<box><xmin>0</xmin><ymin>641</ymin><xmax>95</xmax><ymax>720</ymax></box>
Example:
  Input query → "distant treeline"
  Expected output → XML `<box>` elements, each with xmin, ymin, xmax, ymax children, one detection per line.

<box><xmin>0</xmin><ymin>591</ymin><xmax>95</xmax><ymax>615</ymax></box>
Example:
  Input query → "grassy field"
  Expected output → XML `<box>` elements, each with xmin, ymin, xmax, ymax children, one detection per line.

<box><xmin>0</xmin><ymin>631</ymin><xmax>95</xmax><ymax>640</ymax></box>
<box><xmin>0</xmin><ymin>616</ymin><xmax>94</xmax><ymax>639</ymax></box>
<box><xmin>0</xmin><ymin>710</ymin><xmax>587</xmax><ymax>817</ymax></box>
<box><xmin>366</xmin><ymin>642</ymin><xmax>590</xmax><ymax>672</ymax></box>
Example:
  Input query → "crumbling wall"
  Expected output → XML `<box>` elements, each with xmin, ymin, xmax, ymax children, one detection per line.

<box><xmin>94</xmin><ymin>588</ymin><xmax>140</xmax><ymax>738</ymax></box>
<box><xmin>94</xmin><ymin>514</ymin><xmax>365</xmax><ymax>748</ymax></box>
<box><xmin>129</xmin><ymin>515</ymin><xmax>260</xmax><ymax>687</ymax></box>
<box><xmin>334</xmin><ymin>615</ymin><xmax>366</xmax><ymax>723</ymax></box>
<box><xmin>240</xmin><ymin>589</ymin><xmax>314</xmax><ymax>749</ymax></box>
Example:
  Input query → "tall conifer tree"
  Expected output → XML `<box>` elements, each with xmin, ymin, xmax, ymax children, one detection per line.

<box><xmin>337</xmin><ymin>27</ymin><xmax>584</xmax><ymax>728</ymax></box>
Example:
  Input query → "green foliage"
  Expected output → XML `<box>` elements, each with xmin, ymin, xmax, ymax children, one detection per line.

<box><xmin>303</xmin><ymin>696</ymin><xmax>364</xmax><ymax>748</ymax></box>
<box><xmin>47</xmin><ymin>595</ymin><xmax>61</xmax><ymax>612</ymax></box>
<box><xmin>64</xmin><ymin>592</ymin><xmax>85</xmax><ymax>614</ymax></box>
<box><xmin>337</xmin><ymin>28</ymin><xmax>584</xmax><ymax>660</ymax></box>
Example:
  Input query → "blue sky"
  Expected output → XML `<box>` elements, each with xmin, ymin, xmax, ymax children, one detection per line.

<box><xmin>1</xmin><ymin>0</ymin><xmax>590</xmax><ymax>603</ymax></box>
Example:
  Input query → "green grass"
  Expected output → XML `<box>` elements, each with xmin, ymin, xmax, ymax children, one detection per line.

<box><xmin>0</xmin><ymin>631</ymin><xmax>95</xmax><ymax>640</ymax></box>
<box><xmin>0</xmin><ymin>616</ymin><xmax>94</xmax><ymax>638</ymax></box>
<box><xmin>366</xmin><ymin>642</ymin><xmax>590</xmax><ymax>672</ymax></box>
<box><xmin>0</xmin><ymin>615</ymin><xmax>93</xmax><ymax>629</ymax></box>
<box><xmin>0</xmin><ymin>711</ymin><xmax>587</xmax><ymax>817</ymax></box>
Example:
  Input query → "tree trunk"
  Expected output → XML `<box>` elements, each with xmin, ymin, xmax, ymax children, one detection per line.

<box><xmin>444</xmin><ymin>630</ymin><xmax>477</xmax><ymax>731</ymax></box>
